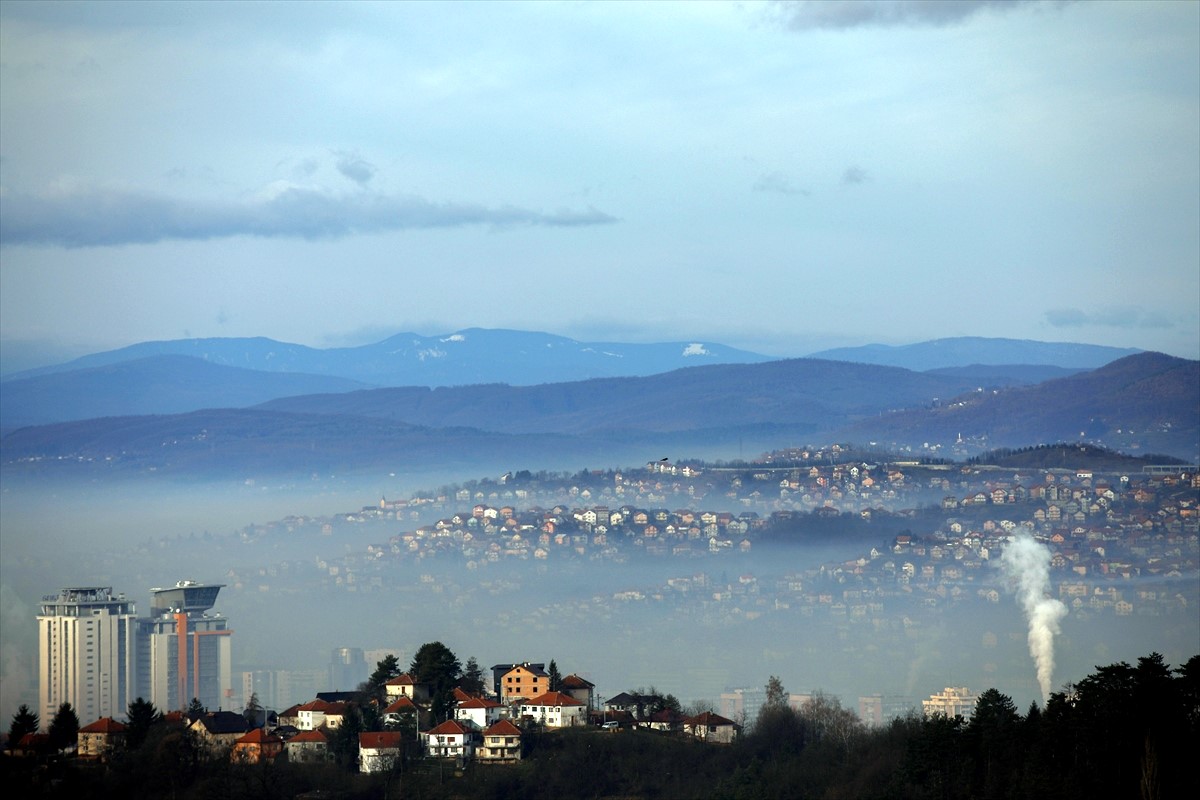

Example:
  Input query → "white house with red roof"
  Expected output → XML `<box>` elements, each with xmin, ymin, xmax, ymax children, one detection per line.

<box><xmin>382</xmin><ymin>694</ymin><xmax>422</xmax><ymax>727</ymax></box>
<box><xmin>455</xmin><ymin>695</ymin><xmax>507</xmax><ymax>730</ymax></box>
<box><xmin>296</xmin><ymin>699</ymin><xmax>347</xmax><ymax>730</ymax></box>
<box><xmin>384</xmin><ymin>672</ymin><xmax>431</xmax><ymax>702</ymax></box>
<box><xmin>359</xmin><ymin>731</ymin><xmax>404</xmax><ymax>773</ymax></box>
<box><xmin>521</xmin><ymin>691</ymin><xmax>586</xmax><ymax>728</ymax></box>
<box><xmin>423</xmin><ymin>719</ymin><xmax>473</xmax><ymax>759</ymax></box>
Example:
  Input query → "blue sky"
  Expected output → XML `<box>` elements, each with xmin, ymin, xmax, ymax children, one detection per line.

<box><xmin>1</xmin><ymin>0</ymin><xmax>1197</xmax><ymax>368</ymax></box>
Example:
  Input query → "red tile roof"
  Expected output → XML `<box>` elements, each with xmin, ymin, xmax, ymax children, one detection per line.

<box><xmin>236</xmin><ymin>728</ymin><xmax>283</xmax><ymax>744</ymax></box>
<box><xmin>524</xmin><ymin>691</ymin><xmax>584</xmax><ymax>707</ymax></box>
<box><xmin>359</xmin><ymin>731</ymin><xmax>404</xmax><ymax>749</ymax></box>
<box><xmin>384</xmin><ymin>696</ymin><xmax>419</xmax><ymax>713</ymax></box>
<box><xmin>425</xmin><ymin>719</ymin><xmax>469</xmax><ymax>736</ymax></box>
<box><xmin>483</xmin><ymin>719</ymin><xmax>522</xmax><ymax>736</ymax></box>
<box><xmin>458</xmin><ymin>697</ymin><xmax>503</xmax><ymax>709</ymax></box>
<box><xmin>80</xmin><ymin>717</ymin><xmax>126</xmax><ymax>734</ymax></box>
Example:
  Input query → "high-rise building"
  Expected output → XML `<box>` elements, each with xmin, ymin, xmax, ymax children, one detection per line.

<box><xmin>136</xmin><ymin>581</ymin><xmax>233</xmax><ymax>713</ymax></box>
<box><xmin>328</xmin><ymin>647</ymin><xmax>367</xmax><ymax>692</ymax></box>
<box><xmin>922</xmin><ymin>687</ymin><xmax>978</xmax><ymax>718</ymax></box>
<box><xmin>37</xmin><ymin>587</ymin><xmax>137</xmax><ymax>726</ymax></box>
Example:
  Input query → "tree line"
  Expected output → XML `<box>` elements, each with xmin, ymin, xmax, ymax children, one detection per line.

<box><xmin>5</xmin><ymin>650</ymin><xmax>1197</xmax><ymax>800</ymax></box>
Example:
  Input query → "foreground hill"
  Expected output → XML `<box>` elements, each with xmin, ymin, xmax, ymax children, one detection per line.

<box><xmin>841</xmin><ymin>352</ymin><xmax>1200</xmax><ymax>461</ymax></box>
<box><xmin>0</xmin><ymin>355</ymin><xmax>371</xmax><ymax>429</ymax></box>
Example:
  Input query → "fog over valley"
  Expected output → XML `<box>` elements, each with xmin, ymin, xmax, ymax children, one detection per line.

<box><xmin>4</xmin><ymin>457</ymin><xmax>1196</xmax><ymax>726</ymax></box>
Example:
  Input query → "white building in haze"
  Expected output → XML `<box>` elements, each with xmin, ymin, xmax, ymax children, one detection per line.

<box><xmin>37</xmin><ymin>587</ymin><xmax>138</xmax><ymax>726</ymax></box>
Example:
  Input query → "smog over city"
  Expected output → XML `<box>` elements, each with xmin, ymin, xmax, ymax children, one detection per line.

<box><xmin>1</xmin><ymin>2</ymin><xmax>1197</xmax><ymax>798</ymax></box>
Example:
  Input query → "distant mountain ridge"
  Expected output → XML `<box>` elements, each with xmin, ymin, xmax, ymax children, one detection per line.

<box><xmin>808</xmin><ymin>337</ymin><xmax>1141</xmax><ymax>371</ymax></box>
<box><xmin>3</xmin><ymin>351</ymin><xmax>1195</xmax><ymax>479</ymax></box>
<box><xmin>0</xmin><ymin>331</ymin><xmax>1146</xmax><ymax>430</ymax></box>
<box><xmin>3</xmin><ymin>328</ymin><xmax>774</xmax><ymax>387</ymax></box>
<box><xmin>0</xmin><ymin>355</ymin><xmax>371</xmax><ymax>429</ymax></box>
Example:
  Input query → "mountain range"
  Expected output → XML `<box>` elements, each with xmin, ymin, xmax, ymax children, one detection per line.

<box><xmin>2</xmin><ymin>341</ymin><xmax>1194</xmax><ymax>480</ymax></box>
<box><xmin>0</xmin><ymin>330</ymin><xmax>1140</xmax><ymax>430</ymax></box>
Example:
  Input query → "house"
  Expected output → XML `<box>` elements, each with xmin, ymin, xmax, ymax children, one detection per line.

<box><xmin>188</xmin><ymin>711</ymin><xmax>251</xmax><ymax>754</ymax></box>
<box><xmin>477</xmin><ymin>719</ymin><xmax>523</xmax><ymax>763</ymax></box>
<box><xmin>642</xmin><ymin>708</ymin><xmax>686</xmax><ymax>733</ymax></box>
<box><xmin>521</xmin><ymin>691</ymin><xmax>586</xmax><ymax>728</ymax></box>
<box><xmin>77</xmin><ymin>717</ymin><xmax>125</xmax><ymax>760</ymax></box>
<box><xmin>382</xmin><ymin>695</ymin><xmax>422</xmax><ymax>728</ymax></box>
<box><xmin>604</xmin><ymin>692</ymin><xmax>662</xmax><ymax>720</ymax></box>
<box><xmin>455</xmin><ymin>696</ymin><xmax>507</xmax><ymax>730</ymax></box>
<box><xmin>231</xmin><ymin>727</ymin><xmax>284</xmax><ymax>764</ymax></box>
<box><xmin>685</xmin><ymin>711</ymin><xmax>739</xmax><ymax>743</ymax></box>
<box><xmin>359</xmin><ymin>731</ymin><xmax>404</xmax><ymax>774</ymax></box>
<box><xmin>560</xmin><ymin>673</ymin><xmax>596</xmax><ymax>710</ymax></box>
<box><xmin>286</xmin><ymin>728</ymin><xmax>331</xmax><ymax>764</ymax></box>
<box><xmin>424</xmin><ymin>719</ymin><xmax>473</xmax><ymax>759</ymax></box>
<box><xmin>277</xmin><ymin>704</ymin><xmax>304</xmax><ymax>729</ymax></box>
<box><xmin>296</xmin><ymin>699</ymin><xmax>348</xmax><ymax>730</ymax></box>
<box><xmin>384</xmin><ymin>673</ymin><xmax>431</xmax><ymax>702</ymax></box>
<box><xmin>497</xmin><ymin>663</ymin><xmax>550</xmax><ymax>702</ymax></box>
<box><xmin>11</xmin><ymin>733</ymin><xmax>53</xmax><ymax>758</ymax></box>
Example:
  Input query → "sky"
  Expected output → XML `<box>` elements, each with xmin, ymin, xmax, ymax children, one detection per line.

<box><xmin>1</xmin><ymin>0</ymin><xmax>1198</xmax><ymax>369</ymax></box>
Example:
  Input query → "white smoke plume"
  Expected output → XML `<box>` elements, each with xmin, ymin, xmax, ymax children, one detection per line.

<box><xmin>1000</xmin><ymin>532</ymin><xmax>1068</xmax><ymax>702</ymax></box>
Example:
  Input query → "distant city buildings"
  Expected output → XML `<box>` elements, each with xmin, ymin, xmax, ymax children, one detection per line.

<box><xmin>858</xmin><ymin>694</ymin><xmax>916</xmax><ymax>726</ymax></box>
<box><xmin>241</xmin><ymin>669</ymin><xmax>327</xmax><ymax>714</ymax></box>
<box><xmin>137</xmin><ymin>581</ymin><xmax>233</xmax><ymax>713</ymax></box>
<box><xmin>328</xmin><ymin>647</ymin><xmax>368</xmax><ymax>693</ymax></box>
<box><xmin>37</xmin><ymin>586</ymin><xmax>137</xmax><ymax>725</ymax></box>
<box><xmin>922</xmin><ymin>687</ymin><xmax>978</xmax><ymax>718</ymax></box>
<box><xmin>38</xmin><ymin>581</ymin><xmax>233</xmax><ymax>722</ymax></box>
<box><xmin>720</xmin><ymin>687</ymin><xmax>816</xmax><ymax>730</ymax></box>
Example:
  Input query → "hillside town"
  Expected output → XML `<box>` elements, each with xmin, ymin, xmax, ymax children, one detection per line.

<box><xmin>226</xmin><ymin>452</ymin><xmax>1199</xmax><ymax>625</ymax></box>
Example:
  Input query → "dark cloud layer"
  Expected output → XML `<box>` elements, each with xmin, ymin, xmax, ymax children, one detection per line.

<box><xmin>0</xmin><ymin>186</ymin><xmax>618</xmax><ymax>248</ymax></box>
<box><xmin>771</xmin><ymin>0</ymin><xmax>1050</xmax><ymax>30</ymax></box>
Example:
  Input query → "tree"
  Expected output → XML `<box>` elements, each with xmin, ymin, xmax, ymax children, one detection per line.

<box><xmin>186</xmin><ymin>697</ymin><xmax>206</xmax><ymax>718</ymax></box>
<box><xmin>765</xmin><ymin>675</ymin><xmax>788</xmax><ymax>710</ymax></box>
<box><xmin>7</xmin><ymin>704</ymin><xmax>39</xmax><ymax>750</ymax></box>
<box><xmin>364</xmin><ymin>654</ymin><xmax>402</xmax><ymax>703</ymax></box>
<box><xmin>243</xmin><ymin>691</ymin><xmax>263</xmax><ymax>727</ymax></box>
<box><xmin>330</xmin><ymin>704</ymin><xmax>364</xmax><ymax>771</ymax></box>
<box><xmin>460</xmin><ymin>656</ymin><xmax>486</xmax><ymax>696</ymax></box>
<box><xmin>48</xmin><ymin>702</ymin><xmax>79</xmax><ymax>752</ymax></box>
<box><xmin>548</xmin><ymin>659</ymin><xmax>563</xmax><ymax>693</ymax></box>
<box><xmin>126</xmin><ymin>697</ymin><xmax>160</xmax><ymax>750</ymax></box>
<box><xmin>409</xmin><ymin>641</ymin><xmax>461</xmax><ymax>722</ymax></box>
<box><xmin>967</xmin><ymin>688</ymin><xmax>1020</xmax><ymax>799</ymax></box>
